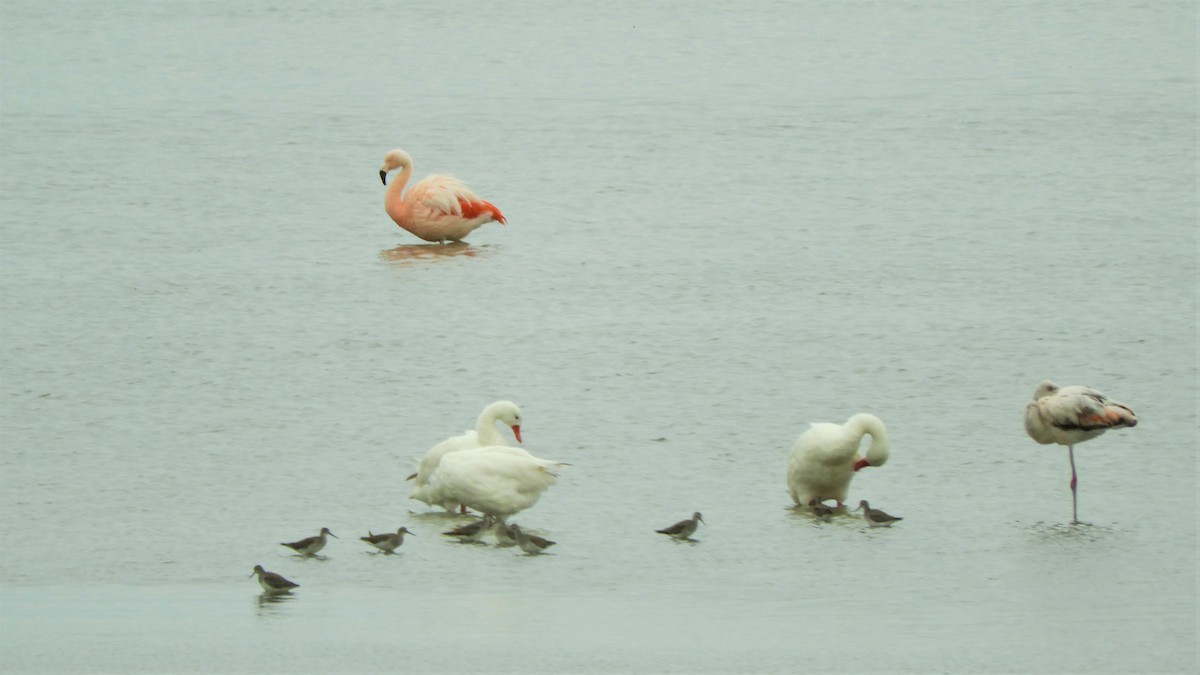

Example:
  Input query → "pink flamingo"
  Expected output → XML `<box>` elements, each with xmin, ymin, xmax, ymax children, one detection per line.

<box><xmin>1023</xmin><ymin>380</ymin><xmax>1138</xmax><ymax>523</ymax></box>
<box><xmin>378</xmin><ymin>149</ymin><xmax>506</xmax><ymax>243</ymax></box>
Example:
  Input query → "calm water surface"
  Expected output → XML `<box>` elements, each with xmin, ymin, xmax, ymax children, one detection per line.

<box><xmin>1</xmin><ymin>1</ymin><xmax>1197</xmax><ymax>673</ymax></box>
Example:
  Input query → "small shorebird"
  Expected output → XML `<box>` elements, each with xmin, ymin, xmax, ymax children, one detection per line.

<box><xmin>656</xmin><ymin>512</ymin><xmax>704</xmax><ymax>541</ymax></box>
<box><xmin>493</xmin><ymin>521</ymin><xmax>518</xmax><ymax>547</ymax></box>
<box><xmin>1023</xmin><ymin>380</ymin><xmax>1138</xmax><ymax>523</ymax></box>
<box><xmin>856</xmin><ymin>500</ymin><xmax>902</xmax><ymax>527</ymax></box>
<box><xmin>281</xmin><ymin>527</ymin><xmax>337</xmax><ymax>556</ymax></box>
<box><xmin>510</xmin><ymin>524</ymin><xmax>555</xmax><ymax>555</ymax></box>
<box><xmin>360</xmin><ymin>527</ymin><xmax>414</xmax><ymax>554</ymax></box>
<box><xmin>808</xmin><ymin>500</ymin><xmax>836</xmax><ymax>519</ymax></box>
<box><xmin>251</xmin><ymin>565</ymin><xmax>299</xmax><ymax>594</ymax></box>
<box><xmin>442</xmin><ymin>515</ymin><xmax>495</xmax><ymax>544</ymax></box>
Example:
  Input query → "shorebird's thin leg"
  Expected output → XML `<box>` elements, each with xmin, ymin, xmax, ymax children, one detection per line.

<box><xmin>1068</xmin><ymin>444</ymin><xmax>1079</xmax><ymax>524</ymax></box>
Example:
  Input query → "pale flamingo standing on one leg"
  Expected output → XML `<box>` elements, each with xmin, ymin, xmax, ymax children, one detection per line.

<box><xmin>786</xmin><ymin>413</ymin><xmax>891</xmax><ymax>509</ymax></box>
<box><xmin>379</xmin><ymin>149</ymin><xmax>506</xmax><ymax>243</ymax></box>
<box><xmin>1023</xmin><ymin>380</ymin><xmax>1138</xmax><ymax>523</ymax></box>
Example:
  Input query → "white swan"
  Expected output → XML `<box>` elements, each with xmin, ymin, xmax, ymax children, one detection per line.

<box><xmin>787</xmin><ymin>413</ymin><xmax>890</xmax><ymax>508</ymax></box>
<box><xmin>430</xmin><ymin>446</ymin><xmax>566</xmax><ymax>522</ymax></box>
<box><xmin>408</xmin><ymin>401</ymin><xmax>523</xmax><ymax>511</ymax></box>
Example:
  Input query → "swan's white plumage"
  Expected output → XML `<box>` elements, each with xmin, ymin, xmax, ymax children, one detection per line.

<box><xmin>409</xmin><ymin>401</ymin><xmax>522</xmax><ymax>511</ymax></box>
<box><xmin>786</xmin><ymin>413</ymin><xmax>890</xmax><ymax>507</ymax></box>
<box><xmin>431</xmin><ymin>446</ymin><xmax>564</xmax><ymax>521</ymax></box>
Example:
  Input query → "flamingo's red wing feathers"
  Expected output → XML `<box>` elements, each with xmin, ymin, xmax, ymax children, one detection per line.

<box><xmin>458</xmin><ymin>198</ymin><xmax>506</xmax><ymax>224</ymax></box>
<box><xmin>1075</xmin><ymin>406</ymin><xmax>1137</xmax><ymax>431</ymax></box>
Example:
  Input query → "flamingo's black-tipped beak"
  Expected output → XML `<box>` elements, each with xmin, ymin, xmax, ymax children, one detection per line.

<box><xmin>380</xmin><ymin>170</ymin><xmax>388</xmax><ymax>185</ymax></box>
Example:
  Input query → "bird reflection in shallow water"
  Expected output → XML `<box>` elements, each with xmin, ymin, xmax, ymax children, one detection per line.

<box><xmin>379</xmin><ymin>242</ymin><xmax>492</xmax><ymax>265</ymax></box>
<box><xmin>256</xmin><ymin>591</ymin><xmax>297</xmax><ymax>612</ymax></box>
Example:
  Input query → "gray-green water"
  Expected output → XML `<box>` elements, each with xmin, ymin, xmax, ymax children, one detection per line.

<box><xmin>2</xmin><ymin>1</ymin><xmax>1197</xmax><ymax>672</ymax></box>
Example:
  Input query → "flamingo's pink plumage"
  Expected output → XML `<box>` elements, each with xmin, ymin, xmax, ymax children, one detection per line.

<box><xmin>379</xmin><ymin>149</ymin><xmax>505</xmax><ymax>243</ymax></box>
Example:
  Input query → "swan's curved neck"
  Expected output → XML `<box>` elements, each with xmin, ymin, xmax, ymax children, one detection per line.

<box><xmin>847</xmin><ymin>413</ymin><xmax>890</xmax><ymax>466</ymax></box>
<box><xmin>476</xmin><ymin>405</ymin><xmax>507</xmax><ymax>445</ymax></box>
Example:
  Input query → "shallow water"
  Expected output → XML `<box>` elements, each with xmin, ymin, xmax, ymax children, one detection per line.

<box><xmin>1</xmin><ymin>1</ymin><xmax>1197</xmax><ymax>673</ymax></box>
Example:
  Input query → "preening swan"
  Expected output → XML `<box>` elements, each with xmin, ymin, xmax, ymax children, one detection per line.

<box><xmin>1023</xmin><ymin>380</ymin><xmax>1137</xmax><ymax>523</ymax></box>
<box><xmin>408</xmin><ymin>401</ymin><xmax>523</xmax><ymax>512</ymax></box>
<box><xmin>787</xmin><ymin>413</ymin><xmax>890</xmax><ymax>508</ymax></box>
<box><xmin>379</xmin><ymin>149</ymin><xmax>505</xmax><ymax>243</ymax></box>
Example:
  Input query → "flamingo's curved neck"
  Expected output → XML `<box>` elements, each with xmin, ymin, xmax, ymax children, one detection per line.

<box><xmin>384</xmin><ymin>164</ymin><xmax>412</xmax><ymax>223</ymax></box>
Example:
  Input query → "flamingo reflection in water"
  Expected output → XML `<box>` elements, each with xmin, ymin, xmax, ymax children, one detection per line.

<box><xmin>378</xmin><ymin>242</ymin><xmax>494</xmax><ymax>265</ymax></box>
